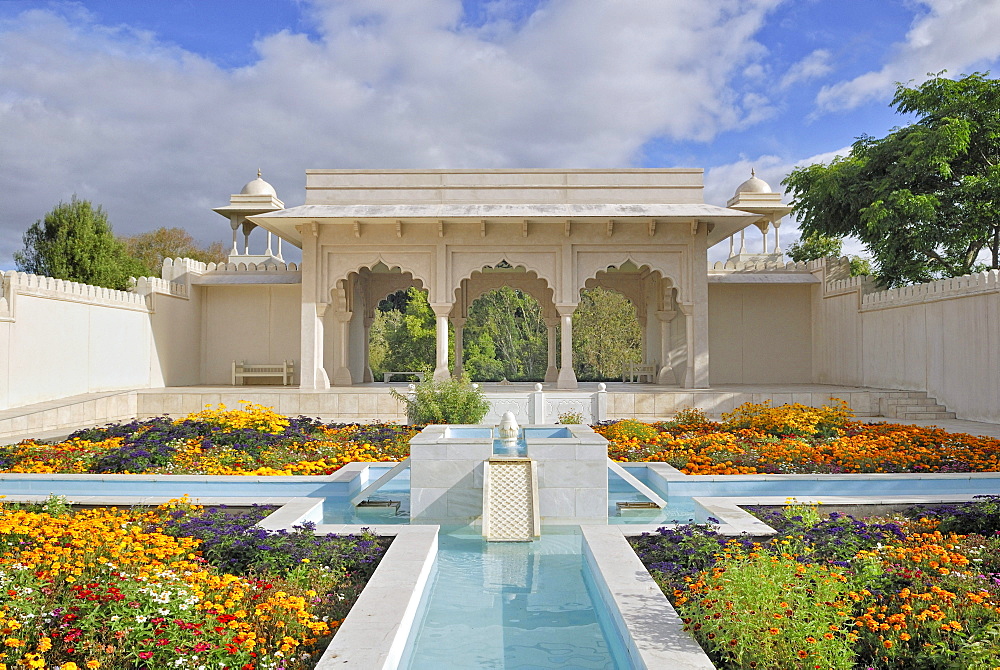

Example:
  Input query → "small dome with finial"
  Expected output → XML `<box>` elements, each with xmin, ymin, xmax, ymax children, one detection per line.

<box><xmin>734</xmin><ymin>168</ymin><xmax>772</xmax><ymax>197</ymax></box>
<box><xmin>240</xmin><ymin>169</ymin><xmax>277</xmax><ymax>197</ymax></box>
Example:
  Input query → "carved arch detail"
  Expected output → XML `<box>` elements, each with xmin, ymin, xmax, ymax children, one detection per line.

<box><xmin>448</xmin><ymin>249</ymin><xmax>559</xmax><ymax>301</ymax></box>
<box><xmin>325</xmin><ymin>250</ymin><xmax>434</xmax><ymax>298</ymax></box>
<box><xmin>574</xmin><ymin>249</ymin><xmax>687</xmax><ymax>304</ymax></box>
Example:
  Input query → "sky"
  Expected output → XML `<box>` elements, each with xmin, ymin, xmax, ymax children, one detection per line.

<box><xmin>2</xmin><ymin>0</ymin><xmax>1000</xmax><ymax>268</ymax></box>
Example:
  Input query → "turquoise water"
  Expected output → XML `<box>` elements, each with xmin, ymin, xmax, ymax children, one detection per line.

<box><xmin>322</xmin><ymin>465</ymin><xmax>700</xmax><ymax>525</ymax></box>
<box><xmin>323</xmin><ymin>467</ymin><xmax>412</xmax><ymax>524</ymax></box>
<box><xmin>441</xmin><ymin>426</ymin><xmax>574</xmax><ymax>457</ymax></box>
<box><xmin>400</xmin><ymin>528</ymin><xmax>631</xmax><ymax>669</ymax></box>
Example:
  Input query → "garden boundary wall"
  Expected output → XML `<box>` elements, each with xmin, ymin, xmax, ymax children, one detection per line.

<box><xmin>0</xmin><ymin>270</ymin><xmax>195</xmax><ymax>411</ymax></box>
<box><xmin>811</xmin><ymin>258</ymin><xmax>1000</xmax><ymax>423</ymax></box>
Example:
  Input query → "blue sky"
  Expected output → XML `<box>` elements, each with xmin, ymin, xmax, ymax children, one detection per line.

<box><xmin>2</xmin><ymin>0</ymin><xmax>1000</xmax><ymax>266</ymax></box>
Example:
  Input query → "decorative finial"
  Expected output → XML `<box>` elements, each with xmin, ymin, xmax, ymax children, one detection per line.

<box><xmin>257</xmin><ymin>168</ymin><xmax>262</xmax><ymax>179</ymax></box>
<box><xmin>751</xmin><ymin>167</ymin><xmax>756</xmax><ymax>177</ymax></box>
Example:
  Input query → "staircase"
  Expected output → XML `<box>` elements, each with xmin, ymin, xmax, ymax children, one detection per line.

<box><xmin>881</xmin><ymin>392</ymin><xmax>956</xmax><ymax>421</ymax></box>
<box><xmin>482</xmin><ymin>458</ymin><xmax>540</xmax><ymax>542</ymax></box>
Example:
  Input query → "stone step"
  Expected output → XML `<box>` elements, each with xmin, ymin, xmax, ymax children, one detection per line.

<box><xmin>884</xmin><ymin>395</ymin><xmax>937</xmax><ymax>406</ymax></box>
<box><xmin>890</xmin><ymin>403</ymin><xmax>949</xmax><ymax>413</ymax></box>
<box><xmin>897</xmin><ymin>411</ymin><xmax>957</xmax><ymax>420</ymax></box>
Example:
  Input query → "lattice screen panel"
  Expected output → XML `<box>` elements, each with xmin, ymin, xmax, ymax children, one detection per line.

<box><xmin>484</xmin><ymin>459</ymin><xmax>537</xmax><ymax>541</ymax></box>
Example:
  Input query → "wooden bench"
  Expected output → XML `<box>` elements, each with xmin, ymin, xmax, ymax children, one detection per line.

<box><xmin>622</xmin><ymin>362</ymin><xmax>657</xmax><ymax>383</ymax></box>
<box><xmin>232</xmin><ymin>360</ymin><xmax>295</xmax><ymax>385</ymax></box>
<box><xmin>383</xmin><ymin>371</ymin><xmax>425</xmax><ymax>383</ymax></box>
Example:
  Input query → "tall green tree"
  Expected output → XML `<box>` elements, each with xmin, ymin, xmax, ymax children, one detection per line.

<box><xmin>463</xmin><ymin>287</ymin><xmax>546</xmax><ymax>381</ymax></box>
<box><xmin>120</xmin><ymin>227</ymin><xmax>227</xmax><ymax>277</ymax></box>
<box><xmin>572</xmin><ymin>287</ymin><xmax>641</xmax><ymax>380</ymax></box>
<box><xmin>14</xmin><ymin>197</ymin><xmax>145</xmax><ymax>290</ymax></box>
<box><xmin>368</xmin><ymin>287</ymin><xmax>438</xmax><ymax>376</ymax></box>
<box><xmin>784</xmin><ymin>71</ymin><xmax>1000</xmax><ymax>287</ymax></box>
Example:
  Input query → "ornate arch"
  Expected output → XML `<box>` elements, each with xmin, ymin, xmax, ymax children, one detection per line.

<box><xmin>448</xmin><ymin>249</ymin><xmax>560</xmax><ymax>302</ymax></box>
<box><xmin>324</xmin><ymin>249</ymin><xmax>433</xmax><ymax>299</ymax></box>
<box><xmin>456</xmin><ymin>268</ymin><xmax>556</xmax><ymax>318</ymax></box>
<box><xmin>574</xmin><ymin>249</ymin><xmax>687</xmax><ymax>304</ymax></box>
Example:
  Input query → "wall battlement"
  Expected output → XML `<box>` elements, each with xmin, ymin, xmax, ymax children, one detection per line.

<box><xmin>132</xmin><ymin>276</ymin><xmax>188</xmax><ymax>299</ymax></box>
<box><xmin>1</xmin><ymin>270</ymin><xmax>148</xmax><ymax>309</ymax></box>
<box><xmin>709</xmin><ymin>259</ymin><xmax>810</xmax><ymax>272</ymax></box>
<box><xmin>862</xmin><ymin>269</ymin><xmax>1000</xmax><ymax>308</ymax></box>
<box><xmin>203</xmin><ymin>261</ymin><xmax>300</xmax><ymax>273</ymax></box>
<box><xmin>160</xmin><ymin>257</ymin><xmax>208</xmax><ymax>282</ymax></box>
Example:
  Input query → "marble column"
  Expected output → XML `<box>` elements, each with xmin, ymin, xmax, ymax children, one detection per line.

<box><xmin>331</xmin><ymin>308</ymin><xmax>353</xmax><ymax>386</ymax></box>
<box><xmin>655</xmin><ymin>309</ymin><xmax>677</xmax><ymax>385</ymax></box>
<box><xmin>431</xmin><ymin>303</ymin><xmax>452</xmax><ymax>381</ymax></box>
<box><xmin>362</xmin><ymin>314</ymin><xmax>375</xmax><ymax>383</ymax></box>
<box><xmin>556</xmin><ymin>304</ymin><xmax>578</xmax><ymax>389</ymax></box>
<box><xmin>300</xmin><ymin>302</ymin><xmax>330</xmax><ymax>389</ymax></box>
<box><xmin>451</xmin><ymin>316</ymin><xmax>466</xmax><ymax>379</ymax></box>
<box><xmin>678</xmin><ymin>302</ymin><xmax>695</xmax><ymax>388</ymax></box>
<box><xmin>299</xmin><ymin>224</ymin><xmax>329</xmax><ymax>389</ymax></box>
<box><xmin>543</xmin><ymin>317</ymin><xmax>559</xmax><ymax>383</ymax></box>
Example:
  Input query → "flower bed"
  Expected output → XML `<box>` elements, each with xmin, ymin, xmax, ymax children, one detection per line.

<box><xmin>632</xmin><ymin>497</ymin><xmax>1000</xmax><ymax>669</ymax></box>
<box><xmin>599</xmin><ymin>402</ymin><xmax>1000</xmax><ymax>474</ymax></box>
<box><xmin>0</xmin><ymin>403</ymin><xmax>415</xmax><ymax>475</ymax></box>
<box><xmin>4</xmin><ymin>400</ymin><xmax>999</xmax><ymax>476</ymax></box>
<box><xmin>0</xmin><ymin>496</ymin><xmax>388</xmax><ymax>669</ymax></box>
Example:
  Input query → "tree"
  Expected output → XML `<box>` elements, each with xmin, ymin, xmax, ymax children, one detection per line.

<box><xmin>14</xmin><ymin>197</ymin><xmax>146</xmax><ymax>290</ymax></box>
<box><xmin>463</xmin><ymin>287</ymin><xmax>546</xmax><ymax>381</ymax></box>
<box><xmin>786</xmin><ymin>232</ymin><xmax>873</xmax><ymax>276</ymax></box>
<box><xmin>120</xmin><ymin>227</ymin><xmax>227</xmax><ymax>277</ymax></box>
<box><xmin>786</xmin><ymin>232</ymin><xmax>844</xmax><ymax>263</ymax></box>
<box><xmin>783</xmin><ymin>72</ymin><xmax>1000</xmax><ymax>287</ymax></box>
<box><xmin>368</xmin><ymin>287</ymin><xmax>438</xmax><ymax>376</ymax></box>
<box><xmin>572</xmin><ymin>287</ymin><xmax>641</xmax><ymax>380</ymax></box>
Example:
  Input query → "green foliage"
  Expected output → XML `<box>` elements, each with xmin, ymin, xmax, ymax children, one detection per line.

<box><xmin>120</xmin><ymin>226</ymin><xmax>227</xmax><ymax>276</ymax></box>
<box><xmin>369</xmin><ymin>287</ymin><xmax>438</xmax><ymax>376</ymax></box>
<box><xmin>557</xmin><ymin>410</ymin><xmax>584</xmax><ymax>424</ymax></box>
<box><xmin>786</xmin><ymin>232</ymin><xmax>844</xmax><ymax>262</ymax></box>
<box><xmin>391</xmin><ymin>375</ymin><xmax>490</xmax><ymax>424</ymax></box>
<box><xmin>14</xmin><ymin>197</ymin><xmax>146</xmax><ymax>290</ymax></box>
<box><xmin>787</xmin><ymin>233</ymin><xmax>873</xmax><ymax>277</ymax></box>
<box><xmin>5</xmin><ymin>494</ymin><xmax>73</xmax><ymax>515</ymax></box>
<box><xmin>572</xmin><ymin>287</ymin><xmax>642</xmax><ymax>380</ymax></box>
<box><xmin>681</xmin><ymin>549</ymin><xmax>856</xmax><ymax>670</ymax></box>
<box><xmin>463</xmin><ymin>286</ymin><xmax>546</xmax><ymax>381</ymax></box>
<box><xmin>784</xmin><ymin>71</ymin><xmax>1000</xmax><ymax>287</ymax></box>
<box><xmin>366</xmin><ymin>282</ymin><xmax>642</xmax><ymax>384</ymax></box>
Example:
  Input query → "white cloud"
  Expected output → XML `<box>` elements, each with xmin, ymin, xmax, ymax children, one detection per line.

<box><xmin>779</xmin><ymin>49</ymin><xmax>832</xmax><ymax>89</ymax></box>
<box><xmin>0</xmin><ymin>0</ymin><xmax>784</xmax><ymax>265</ymax></box>
<box><xmin>815</xmin><ymin>0</ymin><xmax>1000</xmax><ymax>112</ymax></box>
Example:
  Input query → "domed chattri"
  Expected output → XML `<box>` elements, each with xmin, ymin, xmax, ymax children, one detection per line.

<box><xmin>733</xmin><ymin>168</ymin><xmax>772</xmax><ymax>196</ymax></box>
<box><xmin>240</xmin><ymin>169</ymin><xmax>278</xmax><ymax>197</ymax></box>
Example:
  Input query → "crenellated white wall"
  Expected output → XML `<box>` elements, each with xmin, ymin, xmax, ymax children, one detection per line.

<box><xmin>0</xmin><ymin>271</ymin><xmax>158</xmax><ymax>409</ymax></box>
<box><xmin>812</xmin><ymin>259</ymin><xmax>1000</xmax><ymax>423</ymax></box>
<box><xmin>0</xmin><ymin>259</ymin><xmax>305</xmax><ymax>411</ymax></box>
<box><xmin>1</xmin><ymin>254</ymin><xmax>998</xmax><ymax>427</ymax></box>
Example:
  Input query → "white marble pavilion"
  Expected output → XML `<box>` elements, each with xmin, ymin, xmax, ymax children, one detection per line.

<box><xmin>219</xmin><ymin>168</ymin><xmax>791</xmax><ymax>389</ymax></box>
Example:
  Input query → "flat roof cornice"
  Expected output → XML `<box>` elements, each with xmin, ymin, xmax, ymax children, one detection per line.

<box><xmin>249</xmin><ymin>203</ymin><xmax>761</xmax><ymax>247</ymax></box>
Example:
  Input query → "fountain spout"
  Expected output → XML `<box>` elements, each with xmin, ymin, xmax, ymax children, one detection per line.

<box><xmin>497</xmin><ymin>411</ymin><xmax>519</xmax><ymax>454</ymax></box>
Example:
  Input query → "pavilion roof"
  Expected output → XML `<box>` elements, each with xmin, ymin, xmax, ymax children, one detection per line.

<box><xmin>250</xmin><ymin>202</ymin><xmax>762</xmax><ymax>247</ymax></box>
